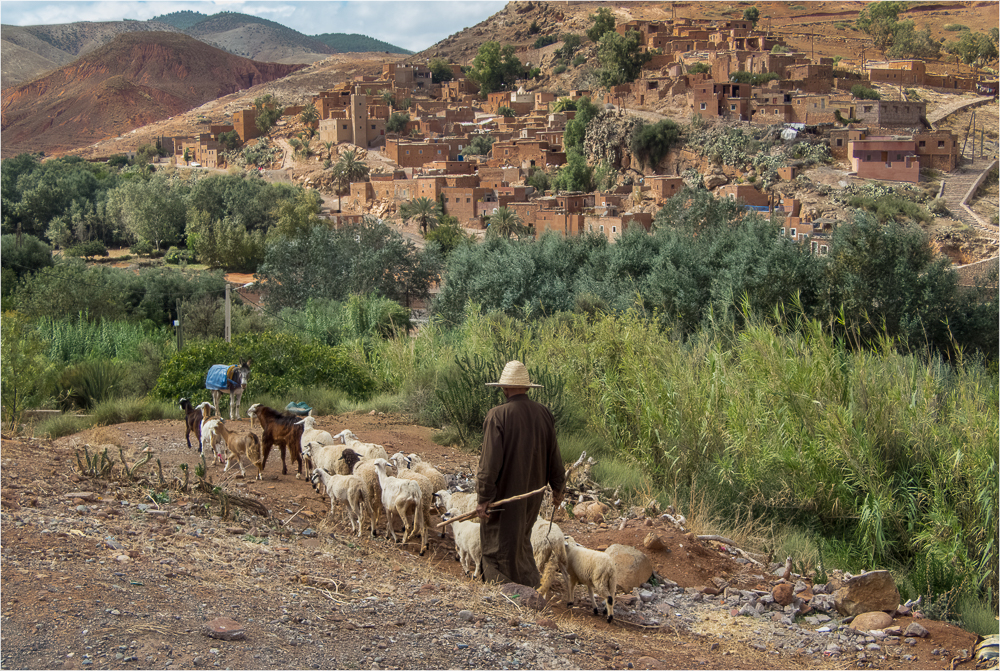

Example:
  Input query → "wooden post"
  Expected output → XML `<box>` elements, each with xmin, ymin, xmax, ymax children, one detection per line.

<box><xmin>225</xmin><ymin>283</ymin><xmax>232</xmax><ymax>343</ymax></box>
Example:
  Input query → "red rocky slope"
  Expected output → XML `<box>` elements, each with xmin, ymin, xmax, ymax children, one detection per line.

<box><xmin>1</xmin><ymin>31</ymin><xmax>306</xmax><ymax>157</ymax></box>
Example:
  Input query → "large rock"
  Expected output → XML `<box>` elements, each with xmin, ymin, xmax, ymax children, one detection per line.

<box><xmin>772</xmin><ymin>583</ymin><xmax>794</xmax><ymax>606</ymax></box>
<box><xmin>850</xmin><ymin>611</ymin><xmax>894</xmax><ymax>631</ymax></box>
<box><xmin>833</xmin><ymin>570</ymin><xmax>900</xmax><ymax>616</ymax></box>
<box><xmin>605</xmin><ymin>544</ymin><xmax>653</xmax><ymax>592</ymax></box>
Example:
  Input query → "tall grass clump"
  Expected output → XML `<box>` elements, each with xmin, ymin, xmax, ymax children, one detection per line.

<box><xmin>423</xmin><ymin>304</ymin><xmax>997</xmax><ymax>608</ymax></box>
<box><xmin>90</xmin><ymin>397</ymin><xmax>177</xmax><ymax>425</ymax></box>
<box><xmin>40</xmin><ymin>314</ymin><xmax>172</xmax><ymax>363</ymax></box>
<box><xmin>36</xmin><ymin>413</ymin><xmax>93</xmax><ymax>439</ymax></box>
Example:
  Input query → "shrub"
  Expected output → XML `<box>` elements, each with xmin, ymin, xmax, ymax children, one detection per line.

<box><xmin>533</xmin><ymin>35</ymin><xmax>557</xmax><ymax>49</ymax></box>
<box><xmin>943</xmin><ymin>23</ymin><xmax>968</xmax><ymax>32</ymax></box>
<box><xmin>851</xmin><ymin>84</ymin><xmax>881</xmax><ymax>100</ymax></box>
<box><xmin>572</xmin><ymin>55</ymin><xmax>587</xmax><ymax>67</ymax></box>
<box><xmin>630</xmin><ymin>118</ymin><xmax>681</xmax><ymax>170</ymax></box>
<box><xmin>130</xmin><ymin>240</ymin><xmax>154</xmax><ymax>257</ymax></box>
<box><xmin>687</xmin><ymin>62</ymin><xmax>711</xmax><ymax>74</ymax></box>
<box><xmin>164</xmin><ymin>246</ymin><xmax>195</xmax><ymax>265</ymax></box>
<box><xmin>151</xmin><ymin>330</ymin><xmax>376</xmax><ymax>404</ymax></box>
<box><xmin>771</xmin><ymin>44</ymin><xmax>790</xmax><ymax>53</ymax></box>
<box><xmin>56</xmin><ymin>359</ymin><xmax>125</xmax><ymax>410</ymax></box>
<box><xmin>528</xmin><ymin>67</ymin><xmax>542</xmax><ymax>79</ymax></box>
<box><xmin>553</xmin><ymin>64</ymin><xmax>567</xmax><ymax>75</ymax></box>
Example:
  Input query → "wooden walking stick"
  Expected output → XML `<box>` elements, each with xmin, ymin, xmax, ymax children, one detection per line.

<box><xmin>435</xmin><ymin>485</ymin><xmax>548</xmax><ymax>528</ymax></box>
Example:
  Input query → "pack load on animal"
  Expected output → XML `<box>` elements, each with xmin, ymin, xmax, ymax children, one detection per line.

<box><xmin>206</xmin><ymin>365</ymin><xmax>237</xmax><ymax>390</ymax></box>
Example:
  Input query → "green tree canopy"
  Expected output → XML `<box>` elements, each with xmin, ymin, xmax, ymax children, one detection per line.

<box><xmin>386</xmin><ymin>111</ymin><xmax>411</xmax><ymax>133</ymax></box>
<box><xmin>886</xmin><ymin>21</ymin><xmax>941</xmax><ymax>59</ymax></box>
<box><xmin>428</xmin><ymin>58</ymin><xmax>455</xmax><ymax>84</ymax></box>
<box><xmin>597</xmin><ymin>29</ymin><xmax>651</xmax><ymax>87</ymax></box>
<box><xmin>822</xmin><ymin>211</ymin><xmax>985</xmax><ymax>354</ymax></box>
<box><xmin>255</xmin><ymin>217</ymin><xmax>440</xmax><ymax>310</ymax></box>
<box><xmin>467</xmin><ymin>41</ymin><xmax>524</xmax><ymax>96</ymax></box>
<box><xmin>856</xmin><ymin>1</ymin><xmax>905</xmax><ymax>56</ymax></box>
<box><xmin>460</xmin><ymin>134</ymin><xmax>495</xmax><ymax>157</ymax></box>
<box><xmin>743</xmin><ymin>6</ymin><xmax>760</xmax><ymax>27</ymax></box>
<box><xmin>945</xmin><ymin>29</ymin><xmax>999</xmax><ymax>70</ymax></box>
<box><xmin>562</xmin><ymin>96</ymin><xmax>601</xmax><ymax>154</ymax></box>
<box><xmin>253</xmin><ymin>94</ymin><xmax>284</xmax><ymax>134</ymax></box>
<box><xmin>105</xmin><ymin>174</ymin><xmax>188</xmax><ymax>252</ymax></box>
<box><xmin>586</xmin><ymin>7</ymin><xmax>616</xmax><ymax>43</ymax></box>
<box><xmin>552</xmin><ymin>149</ymin><xmax>594</xmax><ymax>193</ymax></box>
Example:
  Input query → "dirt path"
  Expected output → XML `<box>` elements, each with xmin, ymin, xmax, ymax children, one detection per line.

<box><xmin>0</xmin><ymin>411</ymin><xmax>981</xmax><ymax>670</ymax></box>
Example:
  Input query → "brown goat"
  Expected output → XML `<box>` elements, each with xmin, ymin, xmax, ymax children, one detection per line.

<box><xmin>211</xmin><ymin>421</ymin><xmax>265</xmax><ymax>480</ymax></box>
<box><xmin>245</xmin><ymin>403</ymin><xmax>304</xmax><ymax>478</ymax></box>
<box><xmin>179</xmin><ymin>398</ymin><xmax>203</xmax><ymax>450</ymax></box>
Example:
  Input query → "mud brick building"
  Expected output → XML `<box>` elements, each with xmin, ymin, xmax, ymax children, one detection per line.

<box><xmin>853</xmin><ymin>100</ymin><xmax>926</xmax><ymax>128</ymax></box>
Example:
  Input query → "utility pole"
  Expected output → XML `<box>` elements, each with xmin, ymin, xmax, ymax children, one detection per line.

<box><xmin>176</xmin><ymin>298</ymin><xmax>183</xmax><ymax>351</ymax></box>
<box><xmin>225</xmin><ymin>283</ymin><xmax>232</xmax><ymax>343</ymax></box>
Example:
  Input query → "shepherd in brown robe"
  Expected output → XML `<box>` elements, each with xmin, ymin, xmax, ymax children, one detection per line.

<box><xmin>476</xmin><ymin>361</ymin><xmax>565</xmax><ymax>587</ymax></box>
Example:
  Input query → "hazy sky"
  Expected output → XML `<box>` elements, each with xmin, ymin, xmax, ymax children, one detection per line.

<box><xmin>0</xmin><ymin>0</ymin><xmax>507</xmax><ymax>52</ymax></box>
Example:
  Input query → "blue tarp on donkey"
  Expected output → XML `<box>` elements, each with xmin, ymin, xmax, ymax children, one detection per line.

<box><xmin>205</xmin><ymin>364</ymin><xmax>236</xmax><ymax>391</ymax></box>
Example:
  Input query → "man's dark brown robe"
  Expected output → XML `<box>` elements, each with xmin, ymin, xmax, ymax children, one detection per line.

<box><xmin>477</xmin><ymin>393</ymin><xmax>565</xmax><ymax>587</ymax></box>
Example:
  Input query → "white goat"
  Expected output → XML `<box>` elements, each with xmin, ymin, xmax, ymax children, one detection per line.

<box><xmin>371</xmin><ymin>458</ymin><xmax>426</xmax><ymax>555</ymax></box>
<box><xmin>200</xmin><ymin>417</ymin><xmax>226</xmax><ymax>465</ymax></box>
<box><xmin>309</xmin><ymin>467</ymin><xmax>374</xmax><ymax>537</ymax></box>
<box><xmin>564</xmin><ymin>535</ymin><xmax>618</xmax><ymax>623</ymax></box>
<box><xmin>531</xmin><ymin>517</ymin><xmax>570</xmax><ymax>601</ymax></box>
<box><xmin>446</xmin><ymin>516</ymin><xmax>482</xmax><ymax>580</ymax></box>
<box><xmin>334</xmin><ymin>429</ymin><xmax>389</xmax><ymax>462</ymax></box>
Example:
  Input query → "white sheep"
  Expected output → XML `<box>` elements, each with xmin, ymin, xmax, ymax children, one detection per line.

<box><xmin>371</xmin><ymin>458</ymin><xmax>426</xmax><ymax>555</ymax></box>
<box><xmin>433</xmin><ymin>489</ymin><xmax>478</xmax><ymax>518</ymax></box>
<box><xmin>405</xmin><ymin>453</ymin><xmax>448</xmax><ymax>494</ymax></box>
<box><xmin>301</xmin><ymin>440</ymin><xmax>350</xmax><ymax>476</ymax></box>
<box><xmin>389</xmin><ymin>452</ymin><xmax>438</xmax><ymax>537</ymax></box>
<box><xmin>309</xmin><ymin>467</ymin><xmax>375</xmax><ymax>537</ymax></box>
<box><xmin>564</xmin><ymin>535</ymin><xmax>618</xmax><ymax>623</ymax></box>
<box><xmin>334</xmin><ymin>429</ymin><xmax>389</xmax><ymax>462</ymax></box>
<box><xmin>446</xmin><ymin>516</ymin><xmax>482</xmax><ymax>580</ymax></box>
<box><xmin>531</xmin><ymin>517</ymin><xmax>570</xmax><ymax>601</ymax></box>
<box><xmin>341</xmin><ymin>448</ymin><xmax>384</xmax><ymax>534</ymax></box>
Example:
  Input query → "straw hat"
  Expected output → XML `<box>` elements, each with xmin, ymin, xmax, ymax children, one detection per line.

<box><xmin>485</xmin><ymin>360</ymin><xmax>543</xmax><ymax>388</ymax></box>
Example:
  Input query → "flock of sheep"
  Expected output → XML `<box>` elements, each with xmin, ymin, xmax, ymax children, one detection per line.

<box><xmin>178</xmin><ymin>398</ymin><xmax>620</xmax><ymax>623</ymax></box>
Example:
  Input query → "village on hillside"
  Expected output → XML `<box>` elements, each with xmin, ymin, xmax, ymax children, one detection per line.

<box><xmin>152</xmin><ymin>10</ymin><xmax>999</xmax><ymax>266</ymax></box>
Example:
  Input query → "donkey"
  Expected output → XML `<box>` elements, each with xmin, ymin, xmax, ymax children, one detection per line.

<box><xmin>205</xmin><ymin>358</ymin><xmax>252</xmax><ymax>421</ymax></box>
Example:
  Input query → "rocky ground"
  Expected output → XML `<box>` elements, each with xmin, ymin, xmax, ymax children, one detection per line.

<box><xmin>0</xmin><ymin>411</ymin><xmax>984</xmax><ymax>670</ymax></box>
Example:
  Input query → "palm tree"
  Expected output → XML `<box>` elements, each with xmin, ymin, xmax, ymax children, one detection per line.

<box><xmin>332</xmin><ymin>149</ymin><xmax>370</xmax><ymax>212</ymax></box>
<box><xmin>379</xmin><ymin>89</ymin><xmax>396</xmax><ymax>109</ymax></box>
<box><xmin>487</xmin><ymin>207</ymin><xmax>528</xmax><ymax>239</ymax></box>
<box><xmin>399</xmin><ymin>197</ymin><xmax>442</xmax><ymax>236</ymax></box>
<box><xmin>300</xmin><ymin>104</ymin><xmax>319</xmax><ymax>137</ymax></box>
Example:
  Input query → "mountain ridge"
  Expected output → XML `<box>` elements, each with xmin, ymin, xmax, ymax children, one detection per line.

<box><xmin>1</xmin><ymin>31</ymin><xmax>306</xmax><ymax>156</ymax></box>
